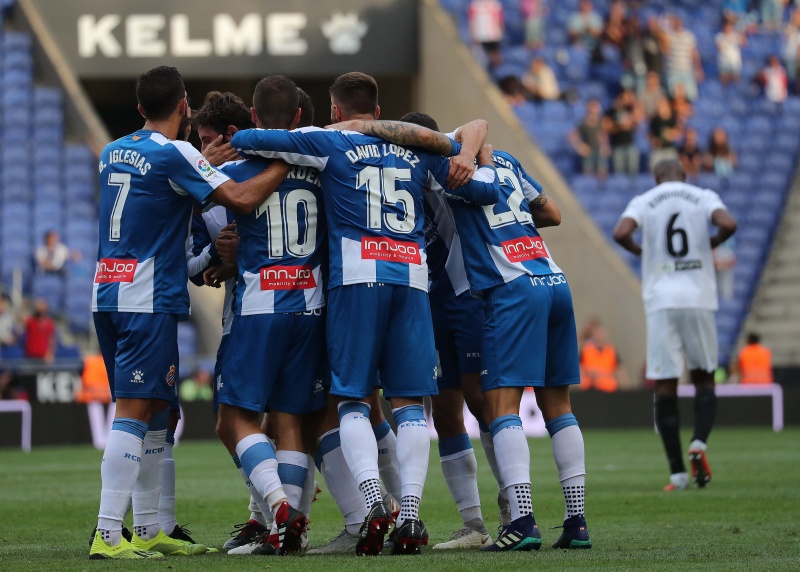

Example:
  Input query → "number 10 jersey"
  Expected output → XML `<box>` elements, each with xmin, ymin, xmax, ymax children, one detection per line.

<box><xmin>620</xmin><ymin>181</ymin><xmax>728</xmax><ymax>314</ymax></box>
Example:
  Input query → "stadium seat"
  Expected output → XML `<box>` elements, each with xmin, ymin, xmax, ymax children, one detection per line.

<box><xmin>31</xmin><ymin>272</ymin><xmax>65</xmax><ymax>312</ymax></box>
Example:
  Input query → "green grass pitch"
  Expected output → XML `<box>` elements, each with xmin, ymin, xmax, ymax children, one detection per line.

<box><xmin>0</xmin><ymin>427</ymin><xmax>798</xmax><ymax>571</ymax></box>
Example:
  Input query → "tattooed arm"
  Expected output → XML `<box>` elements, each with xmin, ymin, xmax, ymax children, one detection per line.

<box><xmin>530</xmin><ymin>192</ymin><xmax>562</xmax><ymax>228</ymax></box>
<box><xmin>326</xmin><ymin>120</ymin><xmax>457</xmax><ymax>156</ymax></box>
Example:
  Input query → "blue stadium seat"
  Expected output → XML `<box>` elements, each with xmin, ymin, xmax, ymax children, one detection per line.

<box><xmin>31</xmin><ymin>273</ymin><xmax>64</xmax><ymax>312</ymax></box>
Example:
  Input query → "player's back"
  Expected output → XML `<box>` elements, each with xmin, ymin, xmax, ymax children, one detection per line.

<box><xmin>445</xmin><ymin>149</ymin><xmax>561</xmax><ymax>292</ymax></box>
<box><xmin>623</xmin><ymin>181</ymin><xmax>725</xmax><ymax>312</ymax></box>
<box><xmin>94</xmin><ymin>130</ymin><xmax>224</xmax><ymax>315</ymax></box>
<box><xmin>220</xmin><ymin>158</ymin><xmax>326</xmax><ymax>314</ymax></box>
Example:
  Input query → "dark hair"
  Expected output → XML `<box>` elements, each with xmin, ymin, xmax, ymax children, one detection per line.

<box><xmin>297</xmin><ymin>88</ymin><xmax>314</xmax><ymax>128</ymax></box>
<box><xmin>135</xmin><ymin>66</ymin><xmax>185</xmax><ymax>121</ymax></box>
<box><xmin>191</xmin><ymin>91</ymin><xmax>252</xmax><ymax>135</ymax></box>
<box><xmin>398</xmin><ymin>112</ymin><xmax>440</xmax><ymax>132</ymax></box>
<box><xmin>329</xmin><ymin>72</ymin><xmax>378</xmax><ymax>116</ymax></box>
<box><xmin>252</xmin><ymin>75</ymin><xmax>299</xmax><ymax>129</ymax></box>
<box><xmin>747</xmin><ymin>332</ymin><xmax>761</xmax><ymax>344</ymax></box>
<box><xmin>653</xmin><ymin>159</ymin><xmax>685</xmax><ymax>183</ymax></box>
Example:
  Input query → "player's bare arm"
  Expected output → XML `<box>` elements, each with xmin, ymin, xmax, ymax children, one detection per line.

<box><xmin>448</xmin><ymin>119</ymin><xmax>489</xmax><ymax>188</ymax></box>
<box><xmin>209</xmin><ymin>160</ymin><xmax>291</xmax><ymax>214</ymax></box>
<box><xmin>709</xmin><ymin>208</ymin><xmax>737</xmax><ymax>248</ymax></box>
<box><xmin>203</xmin><ymin>134</ymin><xmax>240</xmax><ymax>167</ymax></box>
<box><xmin>613</xmin><ymin>217</ymin><xmax>642</xmax><ymax>256</ymax></box>
<box><xmin>530</xmin><ymin>192</ymin><xmax>562</xmax><ymax>228</ymax></box>
<box><xmin>326</xmin><ymin>119</ymin><xmax>456</xmax><ymax>156</ymax></box>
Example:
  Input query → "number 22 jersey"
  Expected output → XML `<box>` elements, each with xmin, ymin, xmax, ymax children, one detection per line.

<box><xmin>620</xmin><ymin>181</ymin><xmax>728</xmax><ymax>313</ymax></box>
<box><xmin>93</xmin><ymin>129</ymin><xmax>229</xmax><ymax>315</ymax></box>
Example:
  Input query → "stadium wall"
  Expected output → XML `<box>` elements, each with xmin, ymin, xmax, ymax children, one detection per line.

<box><xmin>416</xmin><ymin>0</ymin><xmax>647</xmax><ymax>379</ymax></box>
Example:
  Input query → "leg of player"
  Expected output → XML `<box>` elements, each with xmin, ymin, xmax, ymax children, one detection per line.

<box><xmin>431</xmin><ymin>387</ymin><xmax>491</xmax><ymax>550</ymax></box>
<box><xmin>388</xmin><ymin>396</ymin><xmax>432</xmax><ymax>555</ymax></box>
<box><xmin>367</xmin><ymin>388</ymin><xmax>402</xmax><ymax>514</ymax></box>
<box><xmin>217</xmin><ymin>405</ymin><xmax>307</xmax><ymax>556</ymax></box>
<box><xmin>654</xmin><ymin>378</ymin><xmax>689</xmax><ymax>491</ymax></box>
<box><xmin>158</xmin><ymin>409</ymin><xmax>179</xmax><ymax>540</ymax></box>
<box><xmin>688</xmin><ymin>369</ymin><xmax>716</xmax><ymax>488</ymax></box>
<box><xmin>537</xmin><ymin>386</ymin><xmax>592</xmax><ymax>550</ymax></box>
<box><xmin>307</xmin><ymin>398</ymin><xmax>368</xmax><ymax>555</ymax></box>
<box><xmin>271</xmin><ymin>410</ymin><xmax>310</xmax><ymax>554</ymax></box>
<box><xmin>480</xmin><ymin>387</ymin><xmax>542</xmax><ymax>552</ymax></box>
<box><xmin>90</xmin><ymin>396</ymin><xmax>164</xmax><ymax>559</ymax></box>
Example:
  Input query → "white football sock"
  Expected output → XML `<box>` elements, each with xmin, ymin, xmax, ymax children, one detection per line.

<box><xmin>439</xmin><ymin>434</ymin><xmax>484</xmax><ymax>529</ymax></box>
<box><xmin>317</xmin><ymin>429</ymin><xmax>367</xmax><ymax>535</ymax></box>
<box><xmin>298</xmin><ymin>454</ymin><xmax>316</xmax><ymax>518</ymax></box>
<box><xmin>132</xmin><ymin>429</ymin><xmax>167</xmax><ymax>540</ymax></box>
<box><xmin>234</xmin><ymin>455</ymin><xmax>271</xmax><ymax>526</ymax></box>
<box><xmin>393</xmin><ymin>405</ymin><xmax>430</xmax><ymax>527</ymax></box>
<box><xmin>547</xmin><ymin>414</ymin><xmax>586</xmax><ymax>520</ymax></box>
<box><xmin>338</xmin><ymin>401</ymin><xmax>381</xmax><ymax>508</ymax></box>
<box><xmin>97</xmin><ymin>419</ymin><xmax>148</xmax><ymax>545</ymax></box>
<box><xmin>276</xmin><ymin>450</ymin><xmax>308</xmax><ymax>508</ymax></box>
<box><xmin>235</xmin><ymin>434</ymin><xmax>285</xmax><ymax>515</ymax></box>
<box><xmin>490</xmin><ymin>415</ymin><xmax>532</xmax><ymax>521</ymax></box>
<box><xmin>157</xmin><ymin>441</ymin><xmax>177</xmax><ymax>536</ymax></box>
<box><xmin>373</xmin><ymin>420</ymin><xmax>402</xmax><ymax>501</ymax></box>
<box><xmin>480</xmin><ymin>429</ymin><xmax>505</xmax><ymax>495</ymax></box>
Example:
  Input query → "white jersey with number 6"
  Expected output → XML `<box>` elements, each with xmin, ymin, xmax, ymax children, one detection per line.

<box><xmin>620</xmin><ymin>181</ymin><xmax>728</xmax><ymax>314</ymax></box>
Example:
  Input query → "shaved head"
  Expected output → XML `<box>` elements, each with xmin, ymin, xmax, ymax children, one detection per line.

<box><xmin>653</xmin><ymin>159</ymin><xmax>686</xmax><ymax>184</ymax></box>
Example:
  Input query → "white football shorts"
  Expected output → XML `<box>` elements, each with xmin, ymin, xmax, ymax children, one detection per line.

<box><xmin>645</xmin><ymin>308</ymin><xmax>718</xmax><ymax>380</ymax></box>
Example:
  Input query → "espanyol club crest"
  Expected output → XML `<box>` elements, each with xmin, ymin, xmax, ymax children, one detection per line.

<box><xmin>166</xmin><ymin>365</ymin><xmax>177</xmax><ymax>387</ymax></box>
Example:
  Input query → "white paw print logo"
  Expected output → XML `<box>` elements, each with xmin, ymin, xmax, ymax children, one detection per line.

<box><xmin>313</xmin><ymin>379</ymin><xmax>324</xmax><ymax>394</ymax></box>
<box><xmin>321</xmin><ymin>12</ymin><xmax>368</xmax><ymax>55</ymax></box>
<box><xmin>131</xmin><ymin>370</ymin><xmax>144</xmax><ymax>383</ymax></box>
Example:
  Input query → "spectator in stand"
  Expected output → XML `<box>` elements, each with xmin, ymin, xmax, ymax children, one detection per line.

<box><xmin>713</xmin><ymin>238</ymin><xmax>737</xmax><ymax>300</ymax></box>
<box><xmin>679</xmin><ymin>126</ymin><xmax>705</xmax><ymax>181</ymax></box>
<box><xmin>717</xmin><ymin>19</ymin><xmax>747</xmax><ymax>86</ymax></box>
<box><xmin>658</xmin><ymin>15</ymin><xmax>704</xmax><ymax>101</ymax></box>
<box><xmin>522</xmin><ymin>0</ymin><xmax>547</xmax><ymax>50</ymax></box>
<box><xmin>724</xmin><ymin>0</ymin><xmax>758</xmax><ymax>32</ymax></box>
<box><xmin>761</xmin><ymin>0</ymin><xmax>788</xmax><ymax>31</ymax></box>
<box><xmin>759</xmin><ymin>54</ymin><xmax>789</xmax><ymax>105</ymax></box>
<box><xmin>705</xmin><ymin>126</ymin><xmax>738</xmax><ymax>179</ymax></box>
<box><xmin>498</xmin><ymin>75</ymin><xmax>527</xmax><ymax>107</ymax></box>
<box><xmin>670</xmin><ymin>83</ymin><xmax>694</xmax><ymax>126</ymax></box>
<box><xmin>603</xmin><ymin>0</ymin><xmax>628</xmax><ymax>51</ymax></box>
<box><xmin>0</xmin><ymin>295</ymin><xmax>17</xmax><ymax>347</ymax></box>
<box><xmin>603</xmin><ymin>88</ymin><xmax>643</xmax><ymax>176</ymax></box>
<box><xmin>784</xmin><ymin>8</ymin><xmax>800</xmax><ymax>88</ymax></box>
<box><xmin>522</xmin><ymin>56</ymin><xmax>561</xmax><ymax>100</ymax></box>
<box><xmin>643</xmin><ymin>17</ymin><xmax>666</xmax><ymax>78</ymax></box>
<box><xmin>179</xmin><ymin>367</ymin><xmax>214</xmax><ymax>402</ymax></box>
<box><xmin>579</xmin><ymin>323</ymin><xmax>629</xmax><ymax>392</ymax></box>
<box><xmin>568</xmin><ymin>98</ymin><xmax>610</xmax><ymax>178</ymax></box>
<box><xmin>24</xmin><ymin>298</ymin><xmax>56</xmax><ymax>363</ymax></box>
<box><xmin>649</xmin><ymin>97</ymin><xmax>682</xmax><ymax>169</ymax></box>
<box><xmin>639</xmin><ymin>71</ymin><xmax>667</xmax><ymax>118</ymax></box>
<box><xmin>622</xmin><ymin>16</ymin><xmax>650</xmax><ymax>92</ymax></box>
<box><xmin>468</xmin><ymin>0</ymin><xmax>504</xmax><ymax>70</ymax></box>
<box><xmin>35</xmin><ymin>230</ymin><xmax>77</xmax><ymax>275</ymax></box>
<box><xmin>568</xmin><ymin>0</ymin><xmax>604</xmax><ymax>51</ymax></box>
<box><xmin>730</xmin><ymin>333</ymin><xmax>774</xmax><ymax>384</ymax></box>
<box><xmin>75</xmin><ymin>353</ymin><xmax>112</xmax><ymax>403</ymax></box>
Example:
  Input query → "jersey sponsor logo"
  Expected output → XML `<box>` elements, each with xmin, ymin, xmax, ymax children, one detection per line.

<box><xmin>95</xmin><ymin>258</ymin><xmax>138</xmax><ymax>283</ymax></box>
<box><xmin>195</xmin><ymin>157</ymin><xmax>216</xmax><ymax>179</ymax></box>
<box><xmin>530</xmin><ymin>274</ymin><xmax>566</xmax><ymax>287</ymax></box>
<box><xmin>654</xmin><ymin>260</ymin><xmax>703</xmax><ymax>273</ymax></box>
<box><xmin>361</xmin><ymin>237</ymin><xmax>421</xmax><ymax>264</ymax></box>
<box><xmin>260</xmin><ymin>265</ymin><xmax>317</xmax><ymax>290</ymax></box>
<box><xmin>166</xmin><ymin>365</ymin><xmax>176</xmax><ymax>387</ymax></box>
<box><xmin>501</xmin><ymin>236</ymin><xmax>547</xmax><ymax>262</ymax></box>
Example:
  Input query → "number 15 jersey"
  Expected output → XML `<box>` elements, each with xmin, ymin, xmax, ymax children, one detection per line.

<box><xmin>93</xmin><ymin>130</ymin><xmax>229</xmax><ymax>315</ymax></box>
<box><xmin>620</xmin><ymin>181</ymin><xmax>728</xmax><ymax>314</ymax></box>
<box><xmin>231</xmin><ymin>127</ymin><xmax>499</xmax><ymax>292</ymax></box>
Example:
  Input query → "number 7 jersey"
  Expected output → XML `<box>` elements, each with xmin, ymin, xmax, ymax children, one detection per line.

<box><xmin>93</xmin><ymin>129</ymin><xmax>229</xmax><ymax>315</ymax></box>
<box><xmin>620</xmin><ymin>181</ymin><xmax>728</xmax><ymax>313</ymax></box>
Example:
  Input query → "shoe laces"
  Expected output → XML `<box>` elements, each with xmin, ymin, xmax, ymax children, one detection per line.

<box><xmin>229</xmin><ymin>522</ymin><xmax>252</xmax><ymax>537</ymax></box>
<box><xmin>449</xmin><ymin>527</ymin><xmax>477</xmax><ymax>540</ymax></box>
<box><xmin>175</xmin><ymin>524</ymin><xmax>192</xmax><ymax>535</ymax></box>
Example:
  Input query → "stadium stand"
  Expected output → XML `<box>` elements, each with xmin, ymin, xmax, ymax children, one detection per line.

<box><xmin>0</xmin><ymin>4</ymin><xmax>200</xmax><ymax>363</ymax></box>
<box><xmin>441</xmin><ymin>0</ymin><xmax>800</xmax><ymax>365</ymax></box>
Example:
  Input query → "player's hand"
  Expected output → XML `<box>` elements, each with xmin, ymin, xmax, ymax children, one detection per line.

<box><xmin>325</xmin><ymin>120</ymin><xmax>362</xmax><ymax>132</ymax></box>
<box><xmin>204</xmin><ymin>135</ymin><xmax>240</xmax><ymax>167</ymax></box>
<box><xmin>447</xmin><ymin>152</ymin><xmax>477</xmax><ymax>189</ymax></box>
<box><xmin>203</xmin><ymin>264</ymin><xmax>236</xmax><ymax>288</ymax></box>
<box><xmin>476</xmin><ymin>143</ymin><xmax>494</xmax><ymax>167</ymax></box>
<box><xmin>215</xmin><ymin>223</ymin><xmax>239</xmax><ymax>265</ymax></box>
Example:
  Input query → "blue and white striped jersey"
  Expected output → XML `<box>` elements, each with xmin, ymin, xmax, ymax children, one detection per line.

<box><xmin>93</xmin><ymin>130</ymin><xmax>229</xmax><ymax>315</ymax></box>
<box><xmin>423</xmin><ymin>197</ymin><xmax>470</xmax><ymax>306</ymax></box>
<box><xmin>231</xmin><ymin>127</ymin><xmax>499</xmax><ymax>292</ymax></box>
<box><xmin>439</xmin><ymin>149</ymin><xmax>562</xmax><ymax>292</ymax></box>
<box><xmin>220</xmin><ymin>157</ymin><xmax>326</xmax><ymax>315</ymax></box>
<box><xmin>186</xmin><ymin>205</ymin><xmax>235</xmax><ymax>335</ymax></box>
